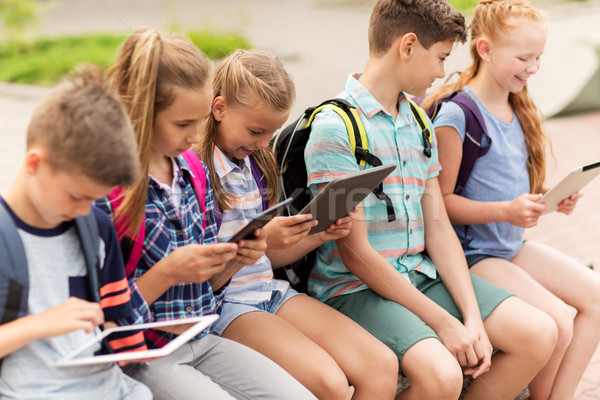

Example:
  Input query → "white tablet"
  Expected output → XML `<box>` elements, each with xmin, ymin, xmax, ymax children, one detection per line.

<box><xmin>55</xmin><ymin>314</ymin><xmax>219</xmax><ymax>367</ymax></box>
<box><xmin>541</xmin><ymin>161</ymin><xmax>600</xmax><ymax>214</ymax></box>
<box><xmin>300</xmin><ymin>163</ymin><xmax>396</xmax><ymax>234</ymax></box>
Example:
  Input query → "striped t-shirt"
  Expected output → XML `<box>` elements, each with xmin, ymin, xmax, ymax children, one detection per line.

<box><xmin>213</xmin><ymin>146</ymin><xmax>289</xmax><ymax>304</ymax></box>
<box><xmin>305</xmin><ymin>73</ymin><xmax>441</xmax><ymax>302</ymax></box>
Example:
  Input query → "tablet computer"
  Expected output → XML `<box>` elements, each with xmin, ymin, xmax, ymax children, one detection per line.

<box><xmin>300</xmin><ymin>163</ymin><xmax>396</xmax><ymax>234</ymax></box>
<box><xmin>228</xmin><ymin>197</ymin><xmax>294</xmax><ymax>243</ymax></box>
<box><xmin>541</xmin><ymin>160</ymin><xmax>600</xmax><ymax>214</ymax></box>
<box><xmin>55</xmin><ymin>314</ymin><xmax>219</xmax><ymax>367</ymax></box>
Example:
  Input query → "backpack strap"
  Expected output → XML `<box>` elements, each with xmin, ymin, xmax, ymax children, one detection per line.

<box><xmin>180</xmin><ymin>149</ymin><xmax>207</xmax><ymax>231</ymax></box>
<box><xmin>108</xmin><ymin>188</ymin><xmax>144</xmax><ymax>278</ymax></box>
<box><xmin>407</xmin><ymin>98</ymin><xmax>433</xmax><ymax>158</ymax></box>
<box><xmin>446</xmin><ymin>91</ymin><xmax>490</xmax><ymax>196</ymax></box>
<box><xmin>0</xmin><ymin>202</ymin><xmax>29</xmax><ymax>325</ymax></box>
<box><xmin>249</xmin><ymin>155</ymin><xmax>270</xmax><ymax>212</ymax></box>
<box><xmin>74</xmin><ymin>212</ymin><xmax>101</xmax><ymax>304</ymax></box>
<box><xmin>306</xmin><ymin>98</ymin><xmax>397</xmax><ymax>222</ymax></box>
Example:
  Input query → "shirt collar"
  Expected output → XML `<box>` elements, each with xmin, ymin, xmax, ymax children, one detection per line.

<box><xmin>345</xmin><ymin>73</ymin><xmax>409</xmax><ymax>120</ymax></box>
<box><xmin>213</xmin><ymin>145</ymin><xmax>251</xmax><ymax>180</ymax></box>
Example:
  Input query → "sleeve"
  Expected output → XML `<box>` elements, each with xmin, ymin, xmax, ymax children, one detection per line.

<box><xmin>92</xmin><ymin>207</ymin><xmax>148</xmax><ymax>353</ymax></box>
<box><xmin>305</xmin><ymin>108</ymin><xmax>361</xmax><ymax>190</ymax></box>
<box><xmin>432</xmin><ymin>101</ymin><xmax>467</xmax><ymax>142</ymax></box>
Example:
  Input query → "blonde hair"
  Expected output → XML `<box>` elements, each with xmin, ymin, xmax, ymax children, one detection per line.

<box><xmin>27</xmin><ymin>64</ymin><xmax>138</xmax><ymax>187</ymax></box>
<box><xmin>421</xmin><ymin>0</ymin><xmax>550</xmax><ymax>193</ymax></box>
<box><xmin>108</xmin><ymin>27</ymin><xmax>212</xmax><ymax>236</ymax></box>
<box><xmin>196</xmin><ymin>49</ymin><xmax>295</xmax><ymax>211</ymax></box>
<box><xmin>369</xmin><ymin>0</ymin><xmax>467</xmax><ymax>56</ymax></box>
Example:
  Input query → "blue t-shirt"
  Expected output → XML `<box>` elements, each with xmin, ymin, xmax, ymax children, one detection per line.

<box><xmin>433</xmin><ymin>86</ymin><xmax>530</xmax><ymax>260</ymax></box>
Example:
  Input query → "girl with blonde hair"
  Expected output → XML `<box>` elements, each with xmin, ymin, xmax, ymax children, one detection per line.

<box><xmin>423</xmin><ymin>1</ymin><xmax>600</xmax><ymax>398</ymax></box>
<box><xmin>197</xmin><ymin>49</ymin><xmax>399</xmax><ymax>400</ymax></box>
<box><xmin>97</xmin><ymin>28</ymin><xmax>316</xmax><ymax>400</ymax></box>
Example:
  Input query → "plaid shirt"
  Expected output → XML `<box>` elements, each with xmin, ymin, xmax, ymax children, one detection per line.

<box><xmin>97</xmin><ymin>155</ymin><xmax>225</xmax><ymax>343</ymax></box>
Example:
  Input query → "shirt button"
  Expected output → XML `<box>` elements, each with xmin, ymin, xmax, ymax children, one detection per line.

<box><xmin>405</xmin><ymin>194</ymin><xmax>410</xmax><ymax>200</ymax></box>
<box><xmin>177</xmin><ymin>230</ymin><xmax>184</xmax><ymax>236</ymax></box>
<box><xmin>186</xmin><ymin>306</ymin><xmax>193</xmax><ymax>312</ymax></box>
<box><xmin>402</xmin><ymin>160</ymin><xmax>407</xmax><ymax>167</ymax></box>
<box><xmin>409</xmin><ymin>228</ymin><xmax>413</xmax><ymax>234</ymax></box>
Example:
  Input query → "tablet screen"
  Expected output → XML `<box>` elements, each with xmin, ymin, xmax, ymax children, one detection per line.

<box><xmin>541</xmin><ymin>161</ymin><xmax>600</xmax><ymax>214</ymax></box>
<box><xmin>55</xmin><ymin>315</ymin><xmax>219</xmax><ymax>367</ymax></box>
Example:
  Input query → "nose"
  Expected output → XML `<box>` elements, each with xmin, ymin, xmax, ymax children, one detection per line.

<box><xmin>77</xmin><ymin>199</ymin><xmax>94</xmax><ymax>216</ymax></box>
<box><xmin>527</xmin><ymin>59</ymin><xmax>540</xmax><ymax>74</ymax></box>
<box><xmin>437</xmin><ymin>62</ymin><xmax>446</xmax><ymax>79</ymax></box>
<box><xmin>257</xmin><ymin>136</ymin><xmax>271</xmax><ymax>150</ymax></box>
<box><xmin>187</xmin><ymin>122</ymin><xmax>203</xmax><ymax>145</ymax></box>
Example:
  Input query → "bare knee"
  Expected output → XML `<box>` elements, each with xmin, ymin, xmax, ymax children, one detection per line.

<box><xmin>353</xmin><ymin>345</ymin><xmax>399</xmax><ymax>393</ymax></box>
<box><xmin>408</xmin><ymin>358</ymin><xmax>463</xmax><ymax>399</ymax></box>
<box><xmin>551</xmin><ymin>305</ymin><xmax>575</xmax><ymax>353</ymax></box>
<box><xmin>314</xmin><ymin>367</ymin><xmax>350</xmax><ymax>400</ymax></box>
<box><xmin>519</xmin><ymin>310</ymin><xmax>559</xmax><ymax>366</ymax></box>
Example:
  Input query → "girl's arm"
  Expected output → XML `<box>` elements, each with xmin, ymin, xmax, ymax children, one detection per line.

<box><xmin>267</xmin><ymin>214</ymin><xmax>353</xmax><ymax>268</ymax></box>
<box><xmin>436</xmin><ymin>126</ymin><xmax>545</xmax><ymax>227</ymax></box>
<box><xmin>422</xmin><ymin>176</ymin><xmax>492</xmax><ymax>377</ymax></box>
<box><xmin>133</xmin><ymin>242</ymin><xmax>238</xmax><ymax>305</ymax></box>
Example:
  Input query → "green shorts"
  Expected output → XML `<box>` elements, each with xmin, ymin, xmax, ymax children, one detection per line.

<box><xmin>325</xmin><ymin>270</ymin><xmax>512</xmax><ymax>367</ymax></box>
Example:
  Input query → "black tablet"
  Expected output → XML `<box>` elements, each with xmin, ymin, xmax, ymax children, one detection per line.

<box><xmin>228</xmin><ymin>197</ymin><xmax>294</xmax><ymax>243</ymax></box>
<box><xmin>300</xmin><ymin>163</ymin><xmax>396</xmax><ymax>234</ymax></box>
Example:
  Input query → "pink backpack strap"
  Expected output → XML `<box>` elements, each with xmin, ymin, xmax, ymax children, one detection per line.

<box><xmin>181</xmin><ymin>149</ymin><xmax>207</xmax><ymax>231</ymax></box>
<box><xmin>108</xmin><ymin>188</ymin><xmax>145</xmax><ymax>278</ymax></box>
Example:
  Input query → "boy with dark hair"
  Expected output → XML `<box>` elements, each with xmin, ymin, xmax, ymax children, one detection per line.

<box><xmin>0</xmin><ymin>66</ymin><xmax>151</xmax><ymax>399</ymax></box>
<box><xmin>304</xmin><ymin>0</ymin><xmax>558</xmax><ymax>398</ymax></box>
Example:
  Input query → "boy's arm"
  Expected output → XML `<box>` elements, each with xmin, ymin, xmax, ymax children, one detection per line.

<box><xmin>421</xmin><ymin>176</ymin><xmax>493</xmax><ymax>373</ymax></box>
<box><xmin>0</xmin><ymin>297</ymin><xmax>103</xmax><ymax>359</ymax></box>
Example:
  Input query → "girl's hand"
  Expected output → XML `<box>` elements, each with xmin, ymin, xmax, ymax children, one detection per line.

<box><xmin>264</xmin><ymin>214</ymin><xmax>317</xmax><ymax>250</ymax></box>
<box><xmin>505</xmin><ymin>193</ymin><xmax>546</xmax><ymax>228</ymax></box>
<box><xmin>35</xmin><ymin>297</ymin><xmax>104</xmax><ymax>338</ymax></box>
<box><xmin>164</xmin><ymin>243</ymin><xmax>238</xmax><ymax>284</ymax></box>
<box><xmin>557</xmin><ymin>192</ymin><xmax>582</xmax><ymax>215</ymax></box>
<box><xmin>233</xmin><ymin>228</ymin><xmax>268</xmax><ymax>266</ymax></box>
<box><xmin>317</xmin><ymin>213</ymin><xmax>354</xmax><ymax>243</ymax></box>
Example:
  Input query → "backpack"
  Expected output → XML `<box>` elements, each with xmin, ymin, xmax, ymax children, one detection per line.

<box><xmin>0</xmin><ymin>201</ymin><xmax>100</xmax><ymax>366</ymax></box>
<box><xmin>270</xmin><ymin>97</ymin><xmax>433</xmax><ymax>293</ymax></box>
<box><xmin>109</xmin><ymin>149</ymin><xmax>207</xmax><ymax>279</ymax></box>
<box><xmin>417</xmin><ymin>90</ymin><xmax>491</xmax><ymax>247</ymax></box>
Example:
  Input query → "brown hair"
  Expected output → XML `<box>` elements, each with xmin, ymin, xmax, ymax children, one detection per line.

<box><xmin>108</xmin><ymin>27</ymin><xmax>212</xmax><ymax>236</ymax></box>
<box><xmin>421</xmin><ymin>0</ymin><xmax>549</xmax><ymax>193</ymax></box>
<box><xmin>196</xmin><ymin>49</ymin><xmax>295</xmax><ymax>211</ymax></box>
<box><xmin>27</xmin><ymin>64</ymin><xmax>138</xmax><ymax>187</ymax></box>
<box><xmin>369</xmin><ymin>0</ymin><xmax>467</xmax><ymax>56</ymax></box>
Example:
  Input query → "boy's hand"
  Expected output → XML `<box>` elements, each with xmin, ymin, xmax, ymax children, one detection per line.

<box><xmin>233</xmin><ymin>228</ymin><xmax>268</xmax><ymax>266</ymax></box>
<box><xmin>505</xmin><ymin>193</ymin><xmax>546</xmax><ymax>228</ymax></box>
<box><xmin>164</xmin><ymin>243</ymin><xmax>238</xmax><ymax>284</ymax></box>
<box><xmin>436</xmin><ymin>318</ymin><xmax>492</xmax><ymax>379</ymax></box>
<box><xmin>557</xmin><ymin>192</ymin><xmax>582</xmax><ymax>215</ymax></box>
<box><xmin>36</xmin><ymin>297</ymin><xmax>104</xmax><ymax>338</ymax></box>
<box><xmin>264</xmin><ymin>214</ymin><xmax>317</xmax><ymax>250</ymax></box>
<box><xmin>317</xmin><ymin>214</ymin><xmax>353</xmax><ymax>242</ymax></box>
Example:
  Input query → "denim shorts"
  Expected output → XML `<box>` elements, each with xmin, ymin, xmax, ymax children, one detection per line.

<box><xmin>211</xmin><ymin>285</ymin><xmax>304</xmax><ymax>335</ymax></box>
<box><xmin>465</xmin><ymin>253</ymin><xmax>499</xmax><ymax>268</ymax></box>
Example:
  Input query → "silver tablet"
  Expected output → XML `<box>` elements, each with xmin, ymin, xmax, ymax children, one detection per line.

<box><xmin>300</xmin><ymin>163</ymin><xmax>396</xmax><ymax>234</ymax></box>
<box><xmin>55</xmin><ymin>315</ymin><xmax>219</xmax><ymax>367</ymax></box>
<box><xmin>541</xmin><ymin>161</ymin><xmax>600</xmax><ymax>214</ymax></box>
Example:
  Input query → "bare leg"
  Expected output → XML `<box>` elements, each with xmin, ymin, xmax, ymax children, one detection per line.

<box><xmin>396</xmin><ymin>338</ymin><xmax>463</xmax><ymax>400</ymax></box>
<box><xmin>464</xmin><ymin>296</ymin><xmax>557</xmax><ymax>400</ymax></box>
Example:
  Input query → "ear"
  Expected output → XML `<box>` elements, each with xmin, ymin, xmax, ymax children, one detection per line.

<box><xmin>398</xmin><ymin>32</ymin><xmax>418</xmax><ymax>61</ymax></box>
<box><xmin>23</xmin><ymin>148</ymin><xmax>45</xmax><ymax>176</ymax></box>
<box><xmin>476</xmin><ymin>37</ymin><xmax>492</xmax><ymax>63</ymax></box>
<box><xmin>211</xmin><ymin>96</ymin><xmax>227</xmax><ymax>122</ymax></box>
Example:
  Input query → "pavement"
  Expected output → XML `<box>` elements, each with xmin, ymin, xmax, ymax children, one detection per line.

<box><xmin>1</xmin><ymin>0</ymin><xmax>599</xmax><ymax>397</ymax></box>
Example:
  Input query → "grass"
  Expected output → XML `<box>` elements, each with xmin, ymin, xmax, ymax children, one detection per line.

<box><xmin>0</xmin><ymin>30</ymin><xmax>251</xmax><ymax>86</ymax></box>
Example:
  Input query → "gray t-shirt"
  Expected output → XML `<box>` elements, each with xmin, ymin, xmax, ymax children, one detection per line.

<box><xmin>0</xmin><ymin>205</ymin><xmax>151</xmax><ymax>399</ymax></box>
<box><xmin>433</xmin><ymin>86</ymin><xmax>530</xmax><ymax>260</ymax></box>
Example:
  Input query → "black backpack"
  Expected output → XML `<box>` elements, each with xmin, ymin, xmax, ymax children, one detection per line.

<box><xmin>270</xmin><ymin>97</ymin><xmax>433</xmax><ymax>292</ymax></box>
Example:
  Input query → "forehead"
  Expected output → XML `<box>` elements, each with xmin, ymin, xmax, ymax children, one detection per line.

<box><xmin>497</xmin><ymin>18</ymin><xmax>547</xmax><ymax>50</ymax></box>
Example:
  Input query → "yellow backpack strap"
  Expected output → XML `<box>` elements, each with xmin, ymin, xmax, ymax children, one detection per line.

<box><xmin>306</xmin><ymin>100</ymin><xmax>369</xmax><ymax>167</ymax></box>
<box><xmin>407</xmin><ymin>98</ymin><xmax>433</xmax><ymax>158</ymax></box>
